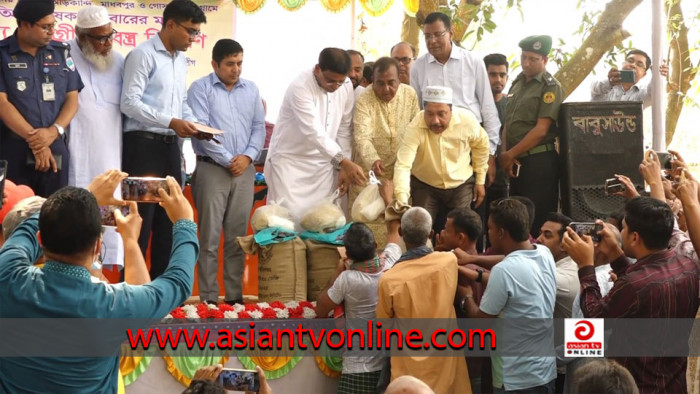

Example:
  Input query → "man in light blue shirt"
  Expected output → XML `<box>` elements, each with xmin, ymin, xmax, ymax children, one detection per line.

<box><xmin>460</xmin><ymin>198</ymin><xmax>557</xmax><ymax>393</ymax></box>
<box><xmin>0</xmin><ymin>176</ymin><xmax>199</xmax><ymax>393</ymax></box>
<box><xmin>120</xmin><ymin>0</ymin><xmax>206</xmax><ymax>280</ymax></box>
<box><xmin>187</xmin><ymin>39</ymin><xmax>265</xmax><ymax>305</ymax></box>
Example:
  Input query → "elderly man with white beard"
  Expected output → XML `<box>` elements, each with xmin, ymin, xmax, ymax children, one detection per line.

<box><xmin>68</xmin><ymin>6</ymin><xmax>125</xmax><ymax>269</ymax></box>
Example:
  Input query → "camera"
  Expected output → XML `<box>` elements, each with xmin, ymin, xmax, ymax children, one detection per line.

<box><xmin>121</xmin><ymin>177</ymin><xmax>169</xmax><ymax>203</ymax></box>
<box><xmin>655</xmin><ymin>151</ymin><xmax>674</xmax><ymax>170</ymax></box>
<box><xmin>619</xmin><ymin>69</ymin><xmax>635</xmax><ymax>83</ymax></box>
<box><xmin>218</xmin><ymin>368</ymin><xmax>260</xmax><ymax>392</ymax></box>
<box><xmin>604</xmin><ymin>177</ymin><xmax>625</xmax><ymax>195</ymax></box>
<box><xmin>570</xmin><ymin>222</ymin><xmax>603</xmax><ymax>243</ymax></box>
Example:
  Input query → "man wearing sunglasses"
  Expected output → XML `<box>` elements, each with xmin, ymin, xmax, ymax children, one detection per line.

<box><xmin>0</xmin><ymin>0</ymin><xmax>83</xmax><ymax>197</ymax></box>
<box><xmin>591</xmin><ymin>49</ymin><xmax>668</xmax><ymax>109</ymax></box>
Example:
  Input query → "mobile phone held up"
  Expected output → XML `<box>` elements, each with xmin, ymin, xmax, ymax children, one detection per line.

<box><xmin>218</xmin><ymin>368</ymin><xmax>260</xmax><ymax>392</ymax></box>
<box><xmin>654</xmin><ymin>151</ymin><xmax>674</xmax><ymax>170</ymax></box>
<box><xmin>620</xmin><ymin>69</ymin><xmax>635</xmax><ymax>84</ymax></box>
<box><xmin>570</xmin><ymin>222</ymin><xmax>604</xmax><ymax>243</ymax></box>
<box><xmin>121</xmin><ymin>177</ymin><xmax>169</xmax><ymax>203</ymax></box>
<box><xmin>604</xmin><ymin>177</ymin><xmax>625</xmax><ymax>195</ymax></box>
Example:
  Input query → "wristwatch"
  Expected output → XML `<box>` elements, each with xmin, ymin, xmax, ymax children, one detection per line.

<box><xmin>476</xmin><ymin>268</ymin><xmax>484</xmax><ymax>283</ymax></box>
<box><xmin>459</xmin><ymin>295</ymin><xmax>474</xmax><ymax>313</ymax></box>
<box><xmin>54</xmin><ymin>123</ymin><xmax>65</xmax><ymax>136</ymax></box>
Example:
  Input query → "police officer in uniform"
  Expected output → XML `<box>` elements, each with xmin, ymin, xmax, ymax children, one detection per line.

<box><xmin>500</xmin><ymin>35</ymin><xmax>563</xmax><ymax>236</ymax></box>
<box><xmin>0</xmin><ymin>0</ymin><xmax>83</xmax><ymax>197</ymax></box>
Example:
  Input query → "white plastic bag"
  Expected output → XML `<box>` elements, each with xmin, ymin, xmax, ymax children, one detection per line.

<box><xmin>351</xmin><ymin>171</ymin><xmax>385</xmax><ymax>222</ymax></box>
<box><xmin>300</xmin><ymin>189</ymin><xmax>346</xmax><ymax>233</ymax></box>
<box><xmin>250</xmin><ymin>199</ymin><xmax>296</xmax><ymax>233</ymax></box>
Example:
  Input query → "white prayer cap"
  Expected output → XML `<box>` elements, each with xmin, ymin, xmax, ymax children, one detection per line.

<box><xmin>423</xmin><ymin>86</ymin><xmax>453</xmax><ymax>105</ymax></box>
<box><xmin>76</xmin><ymin>6</ymin><xmax>110</xmax><ymax>29</ymax></box>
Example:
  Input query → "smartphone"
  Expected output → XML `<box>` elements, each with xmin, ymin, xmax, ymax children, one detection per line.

<box><xmin>654</xmin><ymin>151</ymin><xmax>674</xmax><ymax>170</ymax></box>
<box><xmin>604</xmin><ymin>177</ymin><xmax>625</xmax><ymax>195</ymax></box>
<box><xmin>0</xmin><ymin>160</ymin><xmax>7</xmax><ymax>209</ymax></box>
<box><xmin>218</xmin><ymin>368</ymin><xmax>260</xmax><ymax>392</ymax></box>
<box><xmin>570</xmin><ymin>222</ymin><xmax>604</xmax><ymax>243</ymax></box>
<box><xmin>620</xmin><ymin>69</ymin><xmax>635</xmax><ymax>83</ymax></box>
<box><xmin>512</xmin><ymin>163</ymin><xmax>521</xmax><ymax>178</ymax></box>
<box><xmin>99</xmin><ymin>205</ymin><xmax>130</xmax><ymax>227</ymax></box>
<box><xmin>121</xmin><ymin>177</ymin><xmax>169</xmax><ymax>203</ymax></box>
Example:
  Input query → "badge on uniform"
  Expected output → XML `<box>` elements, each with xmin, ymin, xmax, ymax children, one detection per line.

<box><xmin>543</xmin><ymin>92</ymin><xmax>556</xmax><ymax>104</ymax></box>
<box><xmin>66</xmin><ymin>56</ymin><xmax>75</xmax><ymax>72</ymax></box>
<box><xmin>16</xmin><ymin>80</ymin><xmax>26</xmax><ymax>92</ymax></box>
<box><xmin>42</xmin><ymin>83</ymin><xmax>55</xmax><ymax>101</ymax></box>
<box><xmin>8</xmin><ymin>63</ymin><xmax>27</xmax><ymax>69</ymax></box>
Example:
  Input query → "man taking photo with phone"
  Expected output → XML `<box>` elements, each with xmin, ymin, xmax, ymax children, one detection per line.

<box><xmin>590</xmin><ymin>49</ymin><xmax>668</xmax><ymax>109</ymax></box>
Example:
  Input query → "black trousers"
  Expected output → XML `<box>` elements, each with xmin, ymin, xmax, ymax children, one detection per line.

<box><xmin>122</xmin><ymin>132</ymin><xmax>182</xmax><ymax>280</ymax></box>
<box><xmin>1</xmin><ymin>130</ymin><xmax>69</xmax><ymax>197</ymax></box>
<box><xmin>509</xmin><ymin>150</ymin><xmax>559</xmax><ymax>237</ymax></box>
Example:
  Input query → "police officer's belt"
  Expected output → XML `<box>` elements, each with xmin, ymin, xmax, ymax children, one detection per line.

<box><xmin>517</xmin><ymin>143</ymin><xmax>556</xmax><ymax>159</ymax></box>
<box><xmin>130</xmin><ymin>131</ymin><xmax>178</xmax><ymax>144</ymax></box>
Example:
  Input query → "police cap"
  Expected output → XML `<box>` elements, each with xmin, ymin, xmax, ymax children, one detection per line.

<box><xmin>519</xmin><ymin>35</ymin><xmax>552</xmax><ymax>57</ymax></box>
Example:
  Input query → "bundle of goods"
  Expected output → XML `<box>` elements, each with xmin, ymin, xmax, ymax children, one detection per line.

<box><xmin>239</xmin><ymin>200</ymin><xmax>307</xmax><ymax>302</ymax></box>
<box><xmin>299</xmin><ymin>190</ymin><xmax>350</xmax><ymax>301</ymax></box>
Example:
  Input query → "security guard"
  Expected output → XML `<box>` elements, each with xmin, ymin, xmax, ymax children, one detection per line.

<box><xmin>500</xmin><ymin>35</ymin><xmax>563</xmax><ymax>236</ymax></box>
<box><xmin>0</xmin><ymin>0</ymin><xmax>83</xmax><ymax>197</ymax></box>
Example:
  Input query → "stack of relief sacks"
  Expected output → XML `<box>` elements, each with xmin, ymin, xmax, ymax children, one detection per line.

<box><xmin>237</xmin><ymin>201</ymin><xmax>307</xmax><ymax>302</ymax></box>
<box><xmin>299</xmin><ymin>189</ymin><xmax>351</xmax><ymax>301</ymax></box>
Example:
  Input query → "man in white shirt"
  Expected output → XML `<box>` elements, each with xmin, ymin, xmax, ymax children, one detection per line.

<box><xmin>590</xmin><ymin>49</ymin><xmax>667</xmax><ymax>109</ymax></box>
<box><xmin>410</xmin><ymin>12</ymin><xmax>500</xmax><ymax>183</ymax></box>
<box><xmin>69</xmin><ymin>6</ymin><xmax>124</xmax><ymax>269</ymax></box>
<box><xmin>264</xmin><ymin>48</ymin><xmax>365</xmax><ymax>225</ymax></box>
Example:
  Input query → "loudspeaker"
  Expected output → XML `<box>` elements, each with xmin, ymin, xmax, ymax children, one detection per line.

<box><xmin>559</xmin><ymin>101</ymin><xmax>644</xmax><ymax>221</ymax></box>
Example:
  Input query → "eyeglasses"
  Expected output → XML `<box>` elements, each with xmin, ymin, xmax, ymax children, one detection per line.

<box><xmin>86</xmin><ymin>29</ymin><xmax>117</xmax><ymax>45</ymax></box>
<box><xmin>317</xmin><ymin>71</ymin><xmax>345</xmax><ymax>87</ymax></box>
<box><xmin>393</xmin><ymin>56</ymin><xmax>414</xmax><ymax>65</ymax></box>
<box><xmin>424</xmin><ymin>30</ymin><xmax>448</xmax><ymax>42</ymax></box>
<box><xmin>625</xmin><ymin>57</ymin><xmax>647</xmax><ymax>69</ymax></box>
<box><xmin>174</xmin><ymin>21</ymin><xmax>201</xmax><ymax>38</ymax></box>
<box><xmin>34</xmin><ymin>22</ymin><xmax>56</xmax><ymax>33</ymax></box>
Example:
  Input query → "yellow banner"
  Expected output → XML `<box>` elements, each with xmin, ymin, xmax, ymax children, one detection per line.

<box><xmin>0</xmin><ymin>0</ymin><xmax>235</xmax><ymax>85</ymax></box>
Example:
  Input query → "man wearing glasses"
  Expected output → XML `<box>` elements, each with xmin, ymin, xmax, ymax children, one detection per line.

<box><xmin>0</xmin><ymin>0</ymin><xmax>83</xmax><ymax>197</ymax></box>
<box><xmin>265</xmin><ymin>48</ymin><xmax>366</xmax><ymax>228</ymax></box>
<box><xmin>390</xmin><ymin>41</ymin><xmax>416</xmax><ymax>85</ymax></box>
<box><xmin>411</xmin><ymin>12</ymin><xmax>501</xmax><ymax>188</ymax></box>
<box><xmin>590</xmin><ymin>49</ymin><xmax>668</xmax><ymax>109</ymax></box>
<box><xmin>67</xmin><ymin>6</ymin><xmax>125</xmax><ymax>270</ymax></box>
<box><xmin>120</xmin><ymin>0</ymin><xmax>206</xmax><ymax>280</ymax></box>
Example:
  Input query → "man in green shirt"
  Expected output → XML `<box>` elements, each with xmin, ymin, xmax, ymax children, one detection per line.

<box><xmin>500</xmin><ymin>35</ymin><xmax>563</xmax><ymax>236</ymax></box>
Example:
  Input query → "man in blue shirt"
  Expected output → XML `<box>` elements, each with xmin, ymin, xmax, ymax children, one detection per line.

<box><xmin>460</xmin><ymin>198</ymin><xmax>557</xmax><ymax>393</ymax></box>
<box><xmin>0</xmin><ymin>176</ymin><xmax>199</xmax><ymax>392</ymax></box>
<box><xmin>0</xmin><ymin>0</ymin><xmax>83</xmax><ymax>197</ymax></box>
<box><xmin>120</xmin><ymin>0</ymin><xmax>206</xmax><ymax>280</ymax></box>
<box><xmin>187</xmin><ymin>39</ymin><xmax>265</xmax><ymax>305</ymax></box>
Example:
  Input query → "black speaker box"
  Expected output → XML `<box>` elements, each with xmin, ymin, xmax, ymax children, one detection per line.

<box><xmin>559</xmin><ymin>101</ymin><xmax>644</xmax><ymax>221</ymax></box>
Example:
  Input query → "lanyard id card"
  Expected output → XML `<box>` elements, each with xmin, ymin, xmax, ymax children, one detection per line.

<box><xmin>42</xmin><ymin>82</ymin><xmax>55</xmax><ymax>101</ymax></box>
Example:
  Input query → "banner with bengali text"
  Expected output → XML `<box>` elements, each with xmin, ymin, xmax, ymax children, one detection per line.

<box><xmin>0</xmin><ymin>0</ymin><xmax>235</xmax><ymax>85</ymax></box>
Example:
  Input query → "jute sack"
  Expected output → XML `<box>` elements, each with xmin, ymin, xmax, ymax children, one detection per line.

<box><xmin>237</xmin><ymin>235</ymin><xmax>307</xmax><ymax>302</ymax></box>
<box><xmin>304</xmin><ymin>240</ymin><xmax>341</xmax><ymax>301</ymax></box>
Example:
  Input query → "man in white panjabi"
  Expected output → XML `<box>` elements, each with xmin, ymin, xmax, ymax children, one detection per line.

<box><xmin>68</xmin><ymin>6</ymin><xmax>124</xmax><ymax>268</ymax></box>
<box><xmin>264</xmin><ymin>48</ymin><xmax>366</xmax><ymax>225</ymax></box>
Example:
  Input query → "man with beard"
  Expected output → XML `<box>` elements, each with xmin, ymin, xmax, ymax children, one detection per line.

<box><xmin>347</xmin><ymin>49</ymin><xmax>365</xmax><ymax>99</ymax></box>
<box><xmin>120</xmin><ymin>0</ymin><xmax>207</xmax><ymax>279</ymax></box>
<box><xmin>68</xmin><ymin>6</ymin><xmax>125</xmax><ymax>269</ymax></box>
<box><xmin>0</xmin><ymin>0</ymin><xmax>83</xmax><ymax>197</ymax></box>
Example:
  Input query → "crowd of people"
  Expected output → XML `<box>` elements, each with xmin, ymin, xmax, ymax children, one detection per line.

<box><xmin>0</xmin><ymin>0</ymin><xmax>695</xmax><ymax>393</ymax></box>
